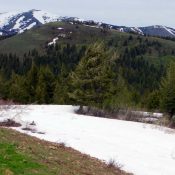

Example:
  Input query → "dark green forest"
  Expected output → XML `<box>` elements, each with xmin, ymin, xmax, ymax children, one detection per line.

<box><xmin>0</xmin><ymin>24</ymin><xmax>175</xmax><ymax>122</ymax></box>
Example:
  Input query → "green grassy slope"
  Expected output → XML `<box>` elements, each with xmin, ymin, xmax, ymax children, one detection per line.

<box><xmin>0</xmin><ymin>128</ymin><xmax>131</xmax><ymax>175</ymax></box>
<box><xmin>1</xmin><ymin>21</ymin><xmax>175</xmax><ymax>57</ymax></box>
<box><xmin>0</xmin><ymin>22</ymin><xmax>113</xmax><ymax>55</ymax></box>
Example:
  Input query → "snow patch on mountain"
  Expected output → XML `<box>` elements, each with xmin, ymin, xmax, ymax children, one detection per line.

<box><xmin>0</xmin><ymin>10</ymin><xmax>61</xmax><ymax>36</ymax></box>
<box><xmin>32</xmin><ymin>10</ymin><xmax>59</xmax><ymax>24</ymax></box>
<box><xmin>163</xmin><ymin>26</ymin><xmax>175</xmax><ymax>36</ymax></box>
<box><xmin>25</xmin><ymin>22</ymin><xmax>37</xmax><ymax>30</ymax></box>
<box><xmin>0</xmin><ymin>10</ymin><xmax>175</xmax><ymax>38</ymax></box>
<box><xmin>13</xmin><ymin>16</ymin><xmax>25</xmax><ymax>30</ymax></box>
<box><xmin>131</xmin><ymin>27</ymin><xmax>144</xmax><ymax>35</ymax></box>
<box><xmin>48</xmin><ymin>37</ymin><xmax>59</xmax><ymax>46</ymax></box>
<box><xmin>0</xmin><ymin>12</ymin><xmax>20</xmax><ymax>28</ymax></box>
<box><xmin>120</xmin><ymin>28</ymin><xmax>124</xmax><ymax>32</ymax></box>
<box><xmin>57</xmin><ymin>27</ymin><xmax>64</xmax><ymax>30</ymax></box>
<box><xmin>83</xmin><ymin>24</ymin><xmax>101</xmax><ymax>29</ymax></box>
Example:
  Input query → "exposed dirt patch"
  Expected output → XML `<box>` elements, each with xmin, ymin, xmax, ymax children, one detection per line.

<box><xmin>0</xmin><ymin>119</ymin><xmax>21</xmax><ymax>127</ymax></box>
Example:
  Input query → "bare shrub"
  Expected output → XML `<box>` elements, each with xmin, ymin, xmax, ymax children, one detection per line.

<box><xmin>22</xmin><ymin>127</ymin><xmax>36</xmax><ymax>133</ymax></box>
<box><xmin>29</xmin><ymin>121</ymin><xmax>36</xmax><ymax>126</ymax></box>
<box><xmin>37</xmin><ymin>131</ymin><xmax>45</xmax><ymax>135</ymax></box>
<box><xmin>59</xmin><ymin>142</ymin><xmax>66</xmax><ymax>149</ymax></box>
<box><xmin>107</xmin><ymin>159</ymin><xmax>123</xmax><ymax>170</ymax></box>
<box><xmin>75</xmin><ymin>106</ymin><xmax>161</xmax><ymax>124</ymax></box>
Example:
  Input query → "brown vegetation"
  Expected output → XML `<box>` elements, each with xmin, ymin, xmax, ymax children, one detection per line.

<box><xmin>0</xmin><ymin>119</ymin><xmax>21</xmax><ymax>127</ymax></box>
<box><xmin>0</xmin><ymin>128</ymin><xmax>132</xmax><ymax>175</ymax></box>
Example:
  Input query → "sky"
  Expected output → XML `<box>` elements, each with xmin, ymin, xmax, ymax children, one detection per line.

<box><xmin>0</xmin><ymin>0</ymin><xmax>175</xmax><ymax>27</ymax></box>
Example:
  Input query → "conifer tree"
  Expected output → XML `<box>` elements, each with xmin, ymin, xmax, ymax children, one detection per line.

<box><xmin>0</xmin><ymin>71</ymin><xmax>9</xmax><ymax>99</ymax></box>
<box><xmin>26</xmin><ymin>63</ymin><xmax>39</xmax><ymax>102</ymax></box>
<box><xmin>9</xmin><ymin>73</ymin><xmax>28</xmax><ymax>103</ymax></box>
<box><xmin>35</xmin><ymin>66</ymin><xmax>55</xmax><ymax>104</ymax></box>
<box><xmin>160</xmin><ymin>62</ymin><xmax>175</xmax><ymax>118</ymax></box>
<box><xmin>104</xmin><ymin>75</ymin><xmax>132</xmax><ymax>110</ymax></box>
<box><xmin>53</xmin><ymin>64</ymin><xmax>70</xmax><ymax>104</ymax></box>
<box><xmin>69</xmin><ymin>42</ymin><xmax>114</xmax><ymax>108</ymax></box>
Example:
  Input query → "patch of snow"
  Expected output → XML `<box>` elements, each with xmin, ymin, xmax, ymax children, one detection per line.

<box><xmin>163</xmin><ymin>26</ymin><xmax>175</xmax><ymax>36</ymax></box>
<box><xmin>73</xmin><ymin>17</ymin><xmax>85</xmax><ymax>22</ymax></box>
<box><xmin>131</xmin><ymin>27</ymin><xmax>144</xmax><ymax>35</ymax></box>
<box><xmin>131</xmin><ymin>27</ymin><xmax>136</xmax><ymax>32</ymax></box>
<box><xmin>25</xmin><ymin>22</ymin><xmax>36</xmax><ymax>30</ymax></box>
<box><xmin>16</xmin><ymin>22</ymin><xmax>36</xmax><ymax>34</ymax></box>
<box><xmin>58</xmin><ymin>33</ymin><xmax>66</xmax><ymax>38</ymax></box>
<box><xmin>18</xmin><ymin>29</ymin><xmax>24</xmax><ymax>34</ymax></box>
<box><xmin>48</xmin><ymin>37</ymin><xmax>58</xmax><ymax>46</ymax></box>
<box><xmin>153</xmin><ymin>112</ymin><xmax>163</xmax><ymax>118</ymax></box>
<box><xmin>0</xmin><ymin>105</ymin><xmax>175</xmax><ymax>175</ymax></box>
<box><xmin>133</xmin><ymin>111</ymin><xmax>163</xmax><ymax>118</ymax></box>
<box><xmin>13</xmin><ymin>16</ymin><xmax>25</xmax><ymax>30</ymax></box>
<box><xmin>119</xmin><ymin>28</ymin><xmax>124</xmax><ymax>32</ymax></box>
<box><xmin>0</xmin><ymin>11</ymin><xmax>20</xmax><ymax>28</ymax></box>
<box><xmin>83</xmin><ymin>24</ymin><xmax>101</xmax><ymax>29</ymax></box>
<box><xmin>58</xmin><ymin>27</ymin><xmax>64</xmax><ymax>30</ymax></box>
<box><xmin>32</xmin><ymin>10</ymin><xmax>59</xmax><ymax>24</ymax></box>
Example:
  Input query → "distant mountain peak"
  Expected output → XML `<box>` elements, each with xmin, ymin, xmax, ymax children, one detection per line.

<box><xmin>0</xmin><ymin>10</ymin><xmax>60</xmax><ymax>36</ymax></box>
<box><xmin>0</xmin><ymin>10</ymin><xmax>175</xmax><ymax>38</ymax></box>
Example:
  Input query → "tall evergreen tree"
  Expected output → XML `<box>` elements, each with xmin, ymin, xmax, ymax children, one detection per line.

<box><xmin>104</xmin><ymin>75</ymin><xmax>132</xmax><ymax>110</ymax></box>
<box><xmin>26</xmin><ymin>64</ymin><xmax>39</xmax><ymax>102</ymax></box>
<box><xmin>35</xmin><ymin>66</ymin><xmax>55</xmax><ymax>104</ymax></box>
<box><xmin>53</xmin><ymin>64</ymin><xmax>70</xmax><ymax>104</ymax></box>
<box><xmin>160</xmin><ymin>62</ymin><xmax>175</xmax><ymax>118</ymax></box>
<box><xmin>9</xmin><ymin>73</ymin><xmax>28</xmax><ymax>103</ymax></box>
<box><xmin>69</xmin><ymin>42</ymin><xmax>114</xmax><ymax>108</ymax></box>
<box><xmin>0</xmin><ymin>71</ymin><xmax>9</xmax><ymax>99</ymax></box>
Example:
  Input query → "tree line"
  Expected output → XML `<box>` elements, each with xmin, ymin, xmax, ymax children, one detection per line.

<box><xmin>0</xmin><ymin>38</ymin><xmax>175</xmax><ymax>124</ymax></box>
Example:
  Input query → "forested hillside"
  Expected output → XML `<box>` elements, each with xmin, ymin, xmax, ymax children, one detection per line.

<box><xmin>0</xmin><ymin>21</ymin><xmax>175</xmax><ymax>123</ymax></box>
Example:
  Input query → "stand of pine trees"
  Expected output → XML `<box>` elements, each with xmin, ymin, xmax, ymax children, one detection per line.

<box><xmin>0</xmin><ymin>40</ymin><xmax>175</xmax><ymax>123</ymax></box>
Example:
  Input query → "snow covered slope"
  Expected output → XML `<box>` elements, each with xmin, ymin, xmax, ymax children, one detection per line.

<box><xmin>110</xmin><ymin>25</ymin><xmax>175</xmax><ymax>38</ymax></box>
<box><xmin>0</xmin><ymin>9</ymin><xmax>87</xmax><ymax>36</ymax></box>
<box><xmin>139</xmin><ymin>25</ymin><xmax>175</xmax><ymax>38</ymax></box>
<box><xmin>0</xmin><ymin>9</ymin><xmax>60</xmax><ymax>35</ymax></box>
<box><xmin>1</xmin><ymin>10</ymin><xmax>175</xmax><ymax>38</ymax></box>
<box><xmin>0</xmin><ymin>105</ymin><xmax>175</xmax><ymax>175</ymax></box>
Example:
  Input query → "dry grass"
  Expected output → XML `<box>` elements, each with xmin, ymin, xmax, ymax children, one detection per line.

<box><xmin>0</xmin><ymin>128</ymin><xmax>132</xmax><ymax>175</ymax></box>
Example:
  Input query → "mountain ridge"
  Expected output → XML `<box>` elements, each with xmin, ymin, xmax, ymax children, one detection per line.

<box><xmin>0</xmin><ymin>9</ymin><xmax>175</xmax><ymax>38</ymax></box>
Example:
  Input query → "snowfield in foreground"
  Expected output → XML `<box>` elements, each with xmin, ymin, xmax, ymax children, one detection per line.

<box><xmin>0</xmin><ymin>105</ymin><xmax>175</xmax><ymax>175</ymax></box>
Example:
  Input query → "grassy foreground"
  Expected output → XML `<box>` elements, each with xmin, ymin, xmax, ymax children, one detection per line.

<box><xmin>0</xmin><ymin>128</ymin><xmax>131</xmax><ymax>175</ymax></box>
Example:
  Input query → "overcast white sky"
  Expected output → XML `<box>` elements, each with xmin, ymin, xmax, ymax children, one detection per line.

<box><xmin>0</xmin><ymin>0</ymin><xmax>175</xmax><ymax>27</ymax></box>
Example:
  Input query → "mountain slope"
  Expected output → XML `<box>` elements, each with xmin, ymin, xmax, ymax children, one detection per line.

<box><xmin>0</xmin><ymin>21</ymin><xmax>175</xmax><ymax>99</ymax></box>
<box><xmin>0</xmin><ymin>10</ymin><xmax>175</xmax><ymax>38</ymax></box>
<box><xmin>0</xmin><ymin>21</ymin><xmax>114</xmax><ymax>55</ymax></box>
<box><xmin>0</xmin><ymin>9</ymin><xmax>60</xmax><ymax>36</ymax></box>
<box><xmin>115</xmin><ymin>25</ymin><xmax>175</xmax><ymax>38</ymax></box>
<box><xmin>0</xmin><ymin>21</ymin><xmax>175</xmax><ymax>56</ymax></box>
<box><xmin>139</xmin><ymin>25</ymin><xmax>175</xmax><ymax>37</ymax></box>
